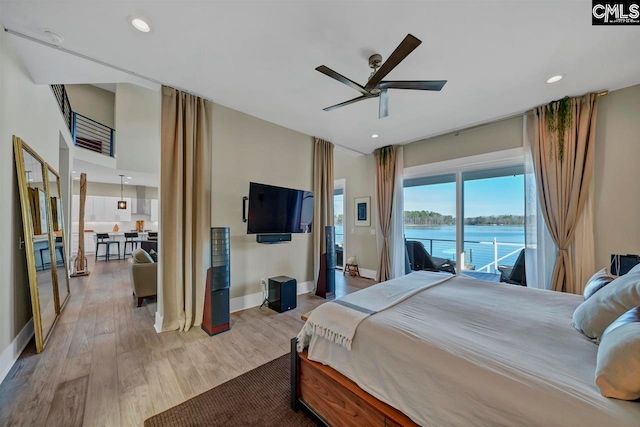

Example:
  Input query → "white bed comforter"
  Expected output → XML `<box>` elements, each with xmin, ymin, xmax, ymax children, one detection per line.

<box><xmin>303</xmin><ymin>272</ymin><xmax>640</xmax><ymax>426</ymax></box>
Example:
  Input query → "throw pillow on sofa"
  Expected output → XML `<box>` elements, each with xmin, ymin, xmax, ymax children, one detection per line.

<box><xmin>132</xmin><ymin>248</ymin><xmax>154</xmax><ymax>264</ymax></box>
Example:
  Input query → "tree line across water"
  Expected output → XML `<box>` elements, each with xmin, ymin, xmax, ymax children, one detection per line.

<box><xmin>335</xmin><ymin>211</ymin><xmax>524</xmax><ymax>226</ymax></box>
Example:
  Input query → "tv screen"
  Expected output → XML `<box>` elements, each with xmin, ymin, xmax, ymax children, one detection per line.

<box><xmin>247</xmin><ymin>182</ymin><xmax>313</xmax><ymax>234</ymax></box>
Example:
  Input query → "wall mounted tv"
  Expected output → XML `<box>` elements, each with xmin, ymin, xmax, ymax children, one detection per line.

<box><xmin>247</xmin><ymin>182</ymin><xmax>313</xmax><ymax>234</ymax></box>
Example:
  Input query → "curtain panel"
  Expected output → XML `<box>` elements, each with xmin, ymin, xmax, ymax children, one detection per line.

<box><xmin>313</xmin><ymin>138</ymin><xmax>334</xmax><ymax>289</ymax></box>
<box><xmin>527</xmin><ymin>93</ymin><xmax>598</xmax><ymax>293</ymax></box>
<box><xmin>160</xmin><ymin>86</ymin><xmax>212</xmax><ymax>331</ymax></box>
<box><xmin>375</xmin><ymin>145</ymin><xmax>401</xmax><ymax>282</ymax></box>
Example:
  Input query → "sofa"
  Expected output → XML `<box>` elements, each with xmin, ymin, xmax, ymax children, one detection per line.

<box><xmin>128</xmin><ymin>249</ymin><xmax>157</xmax><ymax>307</ymax></box>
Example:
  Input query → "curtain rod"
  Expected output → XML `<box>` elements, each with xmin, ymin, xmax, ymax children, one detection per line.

<box><xmin>4</xmin><ymin>28</ymin><xmax>214</xmax><ymax>102</ymax></box>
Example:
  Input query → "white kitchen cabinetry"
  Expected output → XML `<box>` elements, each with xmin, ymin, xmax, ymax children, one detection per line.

<box><xmin>72</xmin><ymin>195</ymin><xmax>132</xmax><ymax>223</ymax></box>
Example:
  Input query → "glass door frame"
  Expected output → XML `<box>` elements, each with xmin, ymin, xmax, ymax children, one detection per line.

<box><xmin>403</xmin><ymin>148</ymin><xmax>524</xmax><ymax>275</ymax></box>
<box><xmin>334</xmin><ymin>178</ymin><xmax>346</xmax><ymax>269</ymax></box>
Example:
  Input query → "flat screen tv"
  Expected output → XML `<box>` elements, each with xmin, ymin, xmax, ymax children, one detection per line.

<box><xmin>247</xmin><ymin>182</ymin><xmax>313</xmax><ymax>234</ymax></box>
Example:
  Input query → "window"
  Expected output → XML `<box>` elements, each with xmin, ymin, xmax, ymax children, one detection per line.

<box><xmin>334</xmin><ymin>188</ymin><xmax>344</xmax><ymax>268</ymax></box>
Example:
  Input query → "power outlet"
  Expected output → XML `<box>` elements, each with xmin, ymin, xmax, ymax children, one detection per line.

<box><xmin>260</xmin><ymin>278</ymin><xmax>268</xmax><ymax>291</ymax></box>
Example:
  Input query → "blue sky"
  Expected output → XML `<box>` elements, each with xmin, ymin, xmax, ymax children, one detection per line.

<box><xmin>334</xmin><ymin>175</ymin><xmax>524</xmax><ymax>218</ymax></box>
<box><xmin>403</xmin><ymin>175</ymin><xmax>524</xmax><ymax>217</ymax></box>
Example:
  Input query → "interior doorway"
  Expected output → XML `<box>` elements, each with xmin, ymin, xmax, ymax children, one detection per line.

<box><xmin>334</xmin><ymin>179</ymin><xmax>345</xmax><ymax>269</ymax></box>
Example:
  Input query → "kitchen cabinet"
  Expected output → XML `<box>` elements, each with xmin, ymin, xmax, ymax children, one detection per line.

<box><xmin>71</xmin><ymin>195</ymin><xmax>132</xmax><ymax>223</ymax></box>
<box><xmin>150</xmin><ymin>199</ymin><xmax>158</xmax><ymax>222</ymax></box>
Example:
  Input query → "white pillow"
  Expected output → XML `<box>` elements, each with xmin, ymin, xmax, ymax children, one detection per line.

<box><xmin>595</xmin><ymin>307</ymin><xmax>640</xmax><ymax>400</ymax></box>
<box><xmin>572</xmin><ymin>272</ymin><xmax>640</xmax><ymax>341</ymax></box>
<box><xmin>583</xmin><ymin>268</ymin><xmax>614</xmax><ymax>300</ymax></box>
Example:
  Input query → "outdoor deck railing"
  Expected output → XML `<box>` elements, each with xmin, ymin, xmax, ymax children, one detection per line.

<box><xmin>406</xmin><ymin>237</ymin><xmax>524</xmax><ymax>273</ymax></box>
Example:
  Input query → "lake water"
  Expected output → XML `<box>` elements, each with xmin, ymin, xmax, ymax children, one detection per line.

<box><xmin>335</xmin><ymin>225</ymin><xmax>524</xmax><ymax>272</ymax></box>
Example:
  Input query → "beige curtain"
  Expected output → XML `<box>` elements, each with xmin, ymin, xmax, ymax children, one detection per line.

<box><xmin>375</xmin><ymin>145</ymin><xmax>398</xmax><ymax>282</ymax></box>
<box><xmin>313</xmin><ymin>138</ymin><xmax>334</xmax><ymax>288</ymax></box>
<box><xmin>527</xmin><ymin>94</ymin><xmax>598</xmax><ymax>293</ymax></box>
<box><xmin>160</xmin><ymin>87</ymin><xmax>212</xmax><ymax>331</ymax></box>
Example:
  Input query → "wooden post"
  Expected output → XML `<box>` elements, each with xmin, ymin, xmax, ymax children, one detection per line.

<box><xmin>72</xmin><ymin>173</ymin><xmax>89</xmax><ymax>276</ymax></box>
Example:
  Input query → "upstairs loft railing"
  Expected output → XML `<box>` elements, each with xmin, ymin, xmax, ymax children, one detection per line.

<box><xmin>72</xmin><ymin>112</ymin><xmax>115</xmax><ymax>157</ymax></box>
<box><xmin>51</xmin><ymin>84</ymin><xmax>116</xmax><ymax>158</ymax></box>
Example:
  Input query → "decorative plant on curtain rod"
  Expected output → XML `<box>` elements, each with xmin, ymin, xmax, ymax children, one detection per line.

<box><xmin>546</xmin><ymin>96</ymin><xmax>572</xmax><ymax>162</ymax></box>
<box><xmin>376</xmin><ymin>145</ymin><xmax>396</xmax><ymax>176</ymax></box>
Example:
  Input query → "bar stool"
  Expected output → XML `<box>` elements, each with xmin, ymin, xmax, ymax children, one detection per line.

<box><xmin>123</xmin><ymin>232</ymin><xmax>141</xmax><ymax>257</ymax></box>
<box><xmin>39</xmin><ymin>236</ymin><xmax>65</xmax><ymax>270</ymax></box>
<box><xmin>148</xmin><ymin>232</ymin><xmax>158</xmax><ymax>241</ymax></box>
<box><xmin>95</xmin><ymin>233</ymin><xmax>120</xmax><ymax>262</ymax></box>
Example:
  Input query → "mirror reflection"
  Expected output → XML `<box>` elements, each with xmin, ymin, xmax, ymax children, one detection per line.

<box><xmin>47</xmin><ymin>166</ymin><xmax>71</xmax><ymax>310</ymax></box>
<box><xmin>21</xmin><ymin>146</ymin><xmax>57</xmax><ymax>342</ymax></box>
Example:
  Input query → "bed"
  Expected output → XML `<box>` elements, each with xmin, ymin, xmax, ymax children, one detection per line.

<box><xmin>292</xmin><ymin>271</ymin><xmax>640</xmax><ymax>426</ymax></box>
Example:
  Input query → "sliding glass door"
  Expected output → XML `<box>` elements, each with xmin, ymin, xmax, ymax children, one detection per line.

<box><xmin>334</xmin><ymin>188</ymin><xmax>344</xmax><ymax>269</ymax></box>
<box><xmin>462</xmin><ymin>166</ymin><xmax>525</xmax><ymax>274</ymax></box>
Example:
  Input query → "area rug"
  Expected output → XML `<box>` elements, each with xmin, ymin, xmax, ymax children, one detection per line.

<box><xmin>144</xmin><ymin>355</ymin><xmax>316</xmax><ymax>427</ymax></box>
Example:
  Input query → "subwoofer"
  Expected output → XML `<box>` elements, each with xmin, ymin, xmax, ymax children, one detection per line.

<box><xmin>316</xmin><ymin>225</ymin><xmax>336</xmax><ymax>299</ymax></box>
<box><xmin>202</xmin><ymin>227</ymin><xmax>230</xmax><ymax>336</ymax></box>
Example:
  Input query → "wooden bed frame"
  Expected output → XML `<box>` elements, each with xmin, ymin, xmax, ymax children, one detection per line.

<box><xmin>290</xmin><ymin>338</ymin><xmax>418</xmax><ymax>427</ymax></box>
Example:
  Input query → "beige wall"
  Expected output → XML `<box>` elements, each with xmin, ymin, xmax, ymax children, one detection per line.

<box><xmin>403</xmin><ymin>116</ymin><xmax>523</xmax><ymax>167</ymax></box>
<box><xmin>334</xmin><ymin>152</ymin><xmax>379</xmax><ymax>273</ymax></box>
<box><xmin>0</xmin><ymin>27</ymin><xmax>74</xmax><ymax>362</ymax></box>
<box><xmin>65</xmin><ymin>84</ymin><xmax>115</xmax><ymax>128</ymax></box>
<box><xmin>114</xmin><ymin>83</ymin><xmax>161</xmax><ymax>174</ymax></box>
<box><xmin>594</xmin><ymin>84</ymin><xmax>640</xmax><ymax>269</ymax></box>
<box><xmin>211</xmin><ymin>104</ymin><xmax>314</xmax><ymax>299</ymax></box>
<box><xmin>72</xmin><ymin>181</ymin><xmax>157</xmax><ymax>198</ymax></box>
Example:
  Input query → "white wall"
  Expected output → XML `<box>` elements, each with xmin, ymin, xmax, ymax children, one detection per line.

<box><xmin>0</xmin><ymin>26</ymin><xmax>74</xmax><ymax>372</ymax></box>
<box><xmin>114</xmin><ymin>83</ymin><xmax>161</xmax><ymax>174</ymax></box>
<box><xmin>211</xmin><ymin>104</ymin><xmax>314</xmax><ymax>299</ymax></box>
<box><xmin>65</xmin><ymin>84</ymin><xmax>115</xmax><ymax>128</ymax></box>
<box><xmin>594</xmin><ymin>84</ymin><xmax>640</xmax><ymax>269</ymax></box>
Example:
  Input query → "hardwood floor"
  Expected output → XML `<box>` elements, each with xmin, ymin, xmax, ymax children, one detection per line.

<box><xmin>0</xmin><ymin>260</ymin><xmax>375</xmax><ymax>426</ymax></box>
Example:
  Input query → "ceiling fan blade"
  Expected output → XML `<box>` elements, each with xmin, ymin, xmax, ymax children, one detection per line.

<box><xmin>379</xmin><ymin>89</ymin><xmax>388</xmax><ymax>119</ymax></box>
<box><xmin>365</xmin><ymin>34</ymin><xmax>422</xmax><ymax>91</ymax></box>
<box><xmin>379</xmin><ymin>80</ymin><xmax>447</xmax><ymax>91</ymax></box>
<box><xmin>323</xmin><ymin>94</ymin><xmax>376</xmax><ymax>112</ymax></box>
<box><xmin>316</xmin><ymin>65</ymin><xmax>369</xmax><ymax>95</ymax></box>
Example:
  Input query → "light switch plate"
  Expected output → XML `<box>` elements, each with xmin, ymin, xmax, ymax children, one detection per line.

<box><xmin>370</xmin><ymin>228</ymin><xmax>376</xmax><ymax>235</ymax></box>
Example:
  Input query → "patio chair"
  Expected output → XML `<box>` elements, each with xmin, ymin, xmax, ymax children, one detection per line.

<box><xmin>498</xmin><ymin>249</ymin><xmax>526</xmax><ymax>286</ymax></box>
<box><xmin>405</xmin><ymin>240</ymin><xmax>455</xmax><ymax>274</ymax></box>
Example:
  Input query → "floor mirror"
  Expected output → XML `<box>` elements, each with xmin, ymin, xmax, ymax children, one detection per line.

<box><xmin>45</xmin><ymin>164</ymin><xmax>71</xmax><ymax>313</ymax></box>
<box><xmin>13</xmin><ymin>136</ymin><xmax>61</xmax><ymax>352</ymax></box>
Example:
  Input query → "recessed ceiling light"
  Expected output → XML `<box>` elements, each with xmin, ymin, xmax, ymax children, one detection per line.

<box><xmin>74</xmin><ymin>177</ymin><xmax>80</xmax><ymax>180</ymax></box>
<box><xmin>371</xmin><ymin>134</ymin><xmax>379</xmax><ymax>138</ymax></box>
<box><xmin>131</xmin><ymin>18</ymin><xmax>151</xmax><ymax>33</ymax></box>
<box><xmin>127</xmin><ymin>176</ymin><xmax>132</xmax><ymax>179</ymax></box>
<box><xmin>546</xmin><ymin>74</ymin><xmax>565</xmax><ymax>84</ymax></box>
<box><xmin>124</xmin><ymin>181</ymin><xmax>130</xmax><ymax>184</ymax></box>
<box><xmin>72</xmin><ymin>171</ymin><xmax>76</xmax><ymax>173</ymax></box>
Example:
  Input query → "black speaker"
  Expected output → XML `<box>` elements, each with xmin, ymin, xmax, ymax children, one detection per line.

<box><xmin>203</xmin><ymin>227</ymin><xmax>231</xmax><ymax>336</ymax></box>
<box><xmin>256</xmin><ymin>234</ymin><xmax>292</xmax><ymax>244</ymax></box>
<box><xmin>268</xmin><ymin>276</ymin><xmax>297</xmax><ymax>313</ymax></box>
<box><xmin>316</xmin><ymin>226</ymin><xmax>336</xmax><ymax>299</ymax></box>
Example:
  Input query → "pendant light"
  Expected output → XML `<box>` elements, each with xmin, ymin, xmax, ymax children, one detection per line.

<box><xmin>117</xmin><ymin>175</ymin><xmax>127</xmax><ymax>209</ymax></box>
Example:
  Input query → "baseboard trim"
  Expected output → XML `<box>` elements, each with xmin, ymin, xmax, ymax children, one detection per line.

<box><xmin>0</xmin><ymin>319</ymin><xmax>34</xmax><ymax>384</ymax></box>
<box><xmin>230</xmin><ymin>280</ymin><xmax>313</xmax><ymax>313</ymax></box>
<box><xmin>359</xmin><ymin>268</ymin><xmax>377</xmax><ymax>280</ymax></box>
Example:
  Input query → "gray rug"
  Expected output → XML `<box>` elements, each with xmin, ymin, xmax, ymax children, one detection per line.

<box><xmin>144</xmin><ymin>355</ymin><xmax>315</xmax><ymax>427</ymax></box>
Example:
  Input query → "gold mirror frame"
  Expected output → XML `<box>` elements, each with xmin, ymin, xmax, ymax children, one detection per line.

<box><xmin>45</xmin><ymin>164</ymin><xmax>71</xmax><ymax>314</ymax></box>
<box><xmin>13</xmin><ymin>136</ymin><xmax>62</xmax><ymax>352</ymax></box>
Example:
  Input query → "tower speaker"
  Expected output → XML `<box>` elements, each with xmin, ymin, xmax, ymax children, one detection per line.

<box><xmin>202</xmin><ymin>227</ymin><xmax>230</xmax><ymax>336</ymax></box>
<box><xmin>316</xmin><ymin>225</ymin><xmax>336</xmax><ymax>299</ymax></box>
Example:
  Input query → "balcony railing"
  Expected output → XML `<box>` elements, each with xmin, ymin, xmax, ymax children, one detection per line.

<box><xmin>51</xmin><ymin>84</ymin><xmax>116</xmax><ymax>158</ymax></box>
<box><xmin>406</xmin><ymin>237</ymin><xmax>524</xmax><ymax>273</ymax></box>
<box><xmin>72</xmin><ymin>112</ymin><xmax>115</xmax><ymax>157</ymax></box>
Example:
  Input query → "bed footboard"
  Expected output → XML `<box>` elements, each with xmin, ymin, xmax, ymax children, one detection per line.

<box><xmin>290</xmin><ymin>337</ymin><xmax>418</xmax><ymax>427</ymax></box>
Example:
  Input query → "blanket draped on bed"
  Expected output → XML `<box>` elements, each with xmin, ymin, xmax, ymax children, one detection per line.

<box><xmin>297</xmin><ymin>271</ymin><xmax>453</xmax><ymax>351</ymax></box>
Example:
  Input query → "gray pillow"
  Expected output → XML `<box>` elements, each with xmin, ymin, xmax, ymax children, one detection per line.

<box><xmin>595</xmin><ymin>307</ymin><xmax>640</xmax><ymax>400</ymax></box>
<box><xmin>583</xmin><ymin>268</ymin><xmax>615</xmax><ymax>300</ymax></box>
<box><xmin>132</xmin><ymin>248</ymin><xmax>154</xmax><ymax>264</ymax></box>
<box><xmin>572</xmin><ymin>272</ymin><xmax>640</xmax><ymax>341</ymax></box>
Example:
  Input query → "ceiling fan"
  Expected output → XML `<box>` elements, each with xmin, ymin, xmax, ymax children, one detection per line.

<box><xmin>316</xmin><ymin>34</ymin><xmax>447</xmax><ymax>119</ymax></box>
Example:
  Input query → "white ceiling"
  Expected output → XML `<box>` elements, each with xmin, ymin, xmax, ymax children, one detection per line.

<box><xmin>1</xmin><ymin>1</ymin><xmax>639</xmax><ymax>154</ymax></box>
<box><xmin>73</xmin><ymin>159</ymin><xmax>158</xmax><ymax>188</ymax></box>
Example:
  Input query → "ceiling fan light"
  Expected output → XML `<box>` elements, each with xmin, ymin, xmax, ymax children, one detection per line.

<box><xmin>546</xmin><ymin>74</ymin><xmax>565</xmax><ymax>84</ymax></box>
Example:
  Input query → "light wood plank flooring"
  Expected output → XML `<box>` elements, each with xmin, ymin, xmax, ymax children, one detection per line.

<box><xmin>0</xmin><ymin>260</ymin><xmax>374</xmax><ymax>426</ymax></box>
